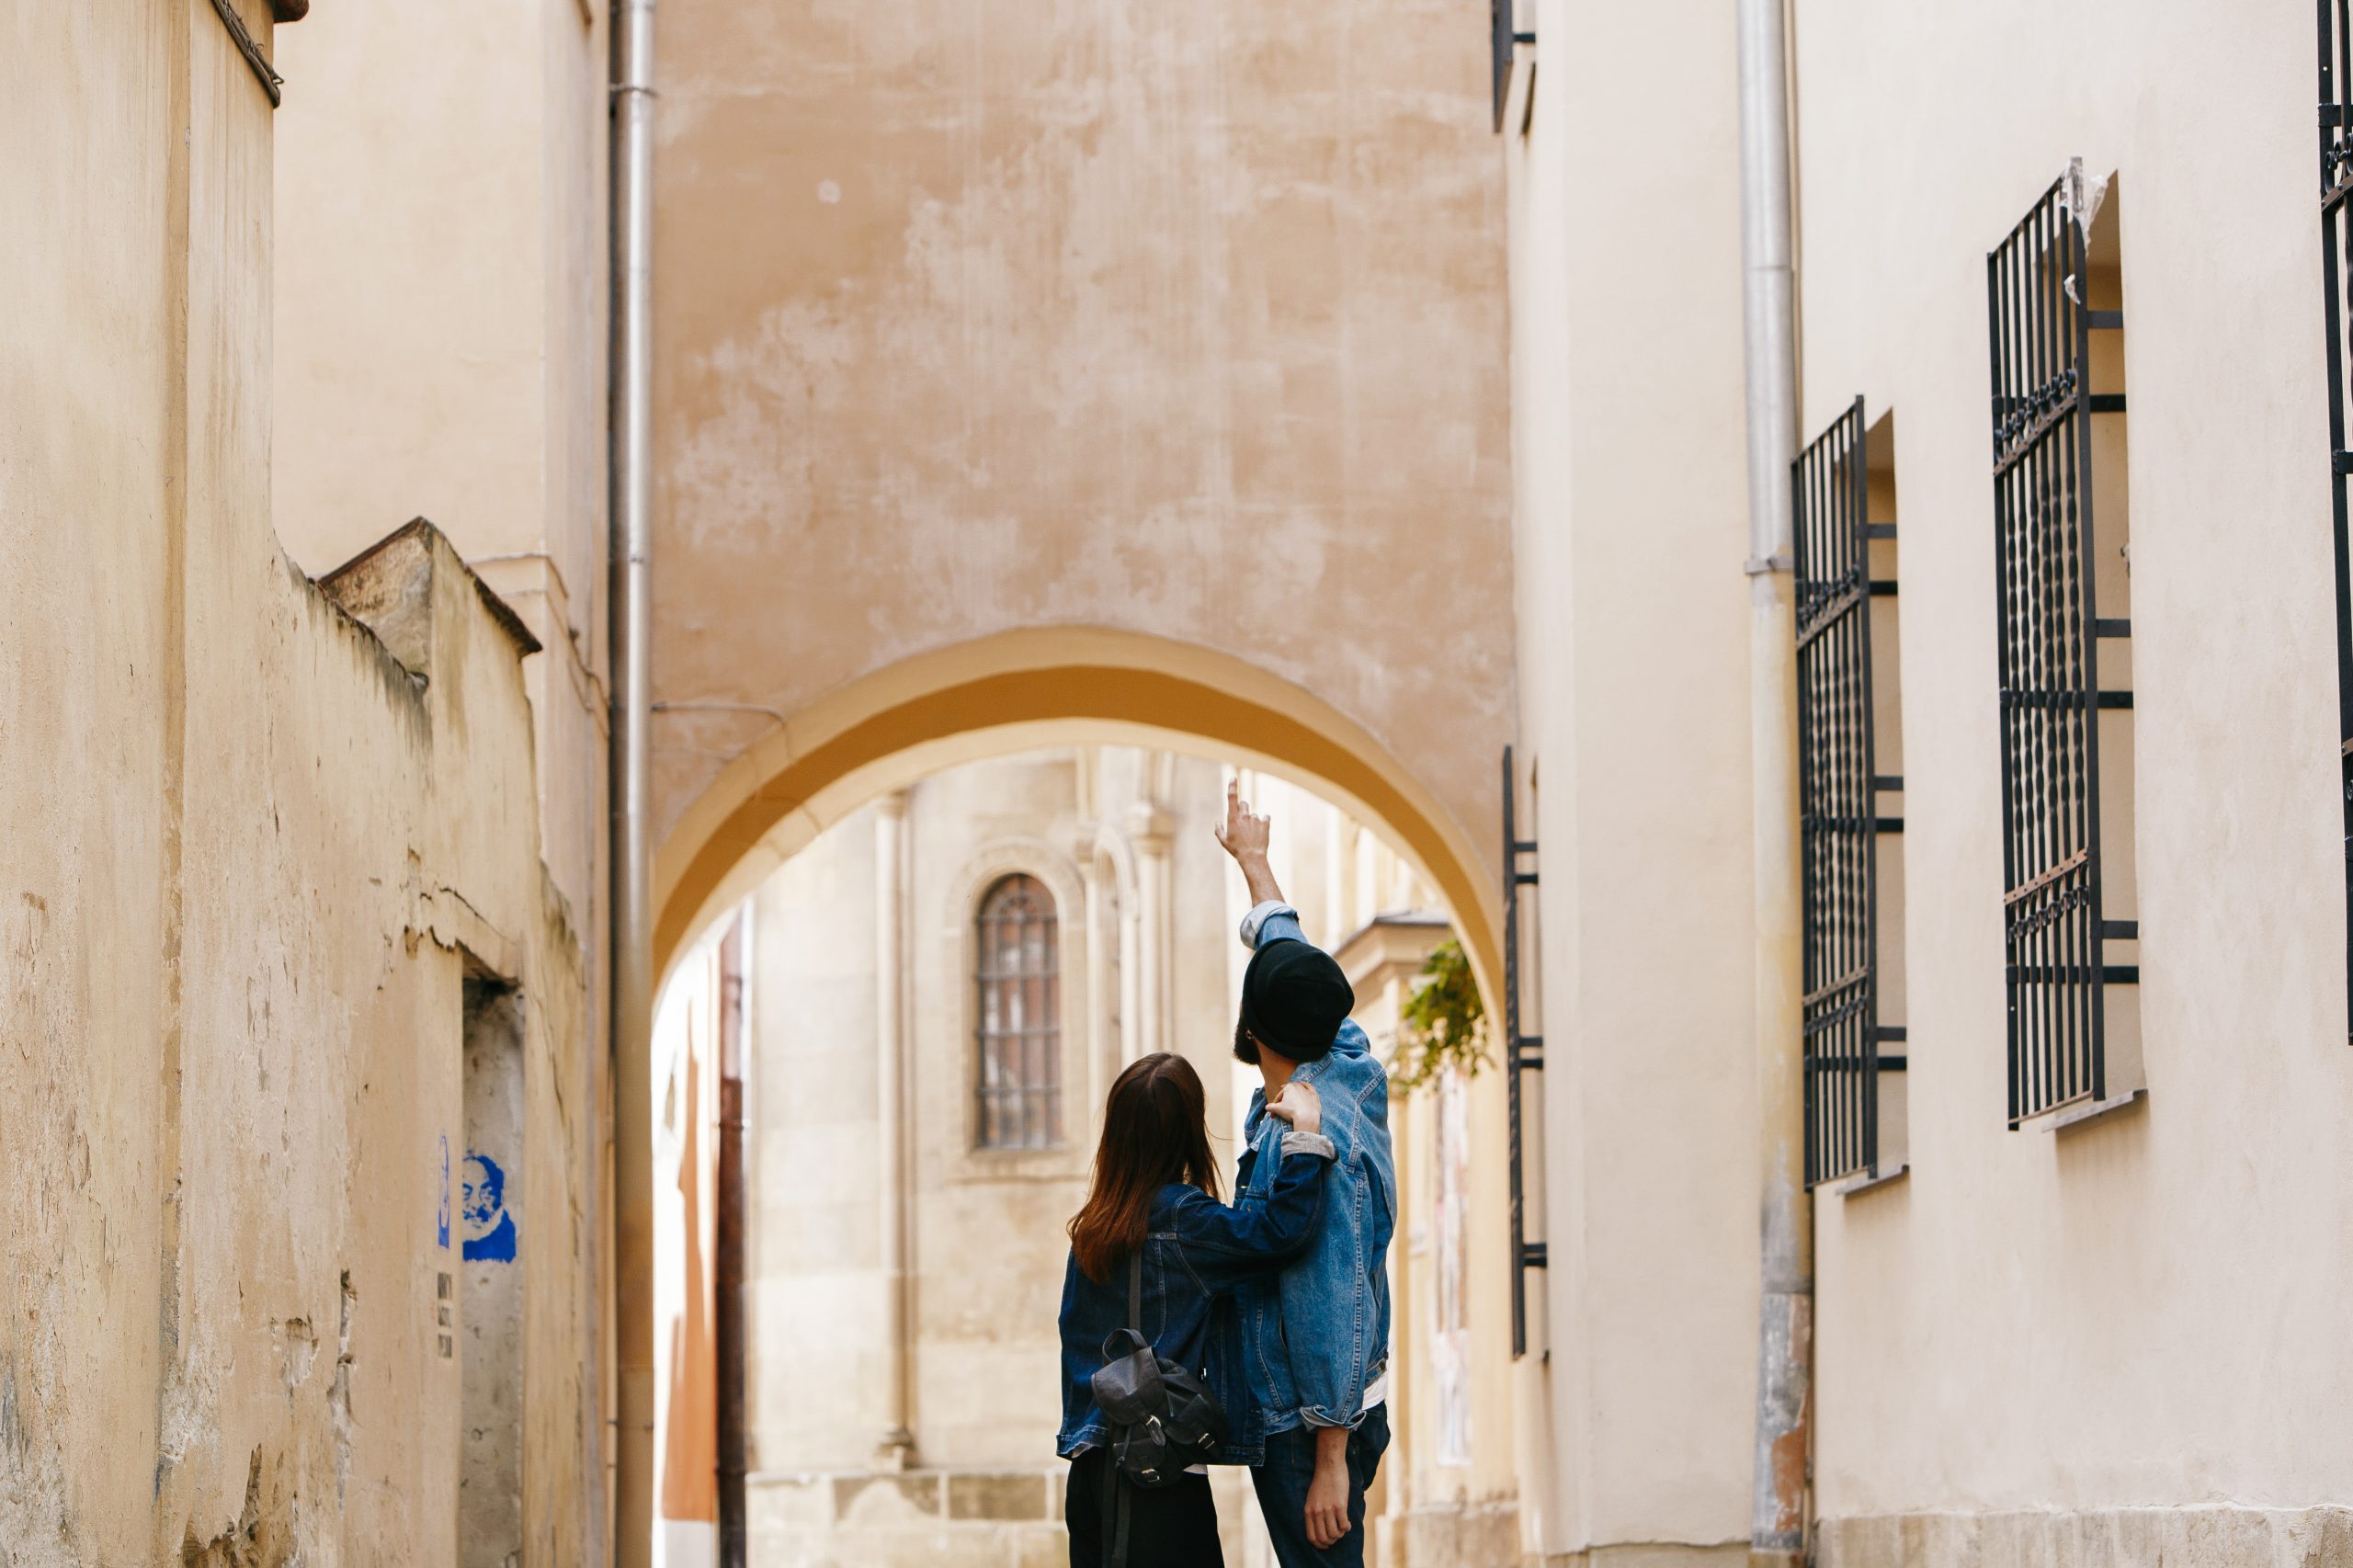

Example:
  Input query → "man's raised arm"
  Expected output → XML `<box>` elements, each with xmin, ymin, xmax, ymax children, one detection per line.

<box><xmin>1214</xmin><ymin>778</ymin><xmax>1310</xmax><ymax>950</ymax></box>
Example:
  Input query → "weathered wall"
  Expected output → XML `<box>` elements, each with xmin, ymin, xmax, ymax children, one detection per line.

<box><xmin>648</xmin><ymin>0</ymin><xmax>1515</xmax><ymax>990</ymax></box>
<box><xmin>1790</xmin><ymin>0</ymin><xmax>2353</xmax><ymax>1557</ymax></box>
<box><xmin>271</xmin><ymin>10</ymin><xmax>615</xmax><ymax>1551</ymax></box>
<box><xmin>273</xmin><ymin>0</ymin><xmax>611</xmax><ymax>1032</ymax></box>
<box><xmin>1501</xmin><ymin>0</ymin><xmax>1762</xmax><ymax>1560</ymax></box>
<box><xmin>0</xmin><ymin>7</ymin><xmax>598</xmax><ymax>1561</ymax></box>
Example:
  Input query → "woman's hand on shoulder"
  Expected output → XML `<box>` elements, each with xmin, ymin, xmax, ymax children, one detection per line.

<box><xmin>1266</xmin><ymin>1080</ymin><xmax>1322</xmax><ymax>1138</ymax></box>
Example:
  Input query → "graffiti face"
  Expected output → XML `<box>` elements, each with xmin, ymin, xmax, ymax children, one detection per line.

<box><xmin>461</xmin><ymin>1152</ymin><xmax>517</xmax><ymax>1262</ymax></box>
<box><xmin>460</xmin><ymin>1155</ymin><xmax>503</xmax><ymax>1234</ymax></box>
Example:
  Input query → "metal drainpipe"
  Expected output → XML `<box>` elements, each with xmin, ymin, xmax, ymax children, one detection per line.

<box><xmin>1735</xmin><ymin>0</ymin><xmax>1811</xmax><ymax>1562</ymax></box>
<box><xmin>609</xmin><ymin>0</ymin><xmax>657</xmax><ymax>1562</ymax></box>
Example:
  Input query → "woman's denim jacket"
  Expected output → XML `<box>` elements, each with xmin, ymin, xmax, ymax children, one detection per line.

<box><xmin>1055</xmin><ymin>1134</ymin><xmax>1335</xmax><ymax>1465</ymax></box>
<box><xmin>1233</xmin><ymin>909</ymin><xmax>1397</xmax><ymax>1434</ymax></box>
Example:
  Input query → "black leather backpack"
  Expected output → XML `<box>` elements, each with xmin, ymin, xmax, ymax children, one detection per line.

<box><xmin>1086</xmin><ymin>1246</ymin><xmax>1230</xmax><ymax>1565</ymax></box>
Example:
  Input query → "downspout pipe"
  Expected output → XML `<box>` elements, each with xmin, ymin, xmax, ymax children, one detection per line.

<box><xmin>609</xmin><ymin>0</ymin><xmax>656</xmax><ymax>1562</ymax></box>
<box><xmin>1735</xmin><ymin>0</ymin><xmax>1810</xmax><ymax>1562</ymax></box>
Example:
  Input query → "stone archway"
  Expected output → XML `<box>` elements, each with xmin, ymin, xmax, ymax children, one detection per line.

<box><xmin>653</xmin><ymin>627</ymin><xmax>1504</xmax><ymax>998</ymax></box>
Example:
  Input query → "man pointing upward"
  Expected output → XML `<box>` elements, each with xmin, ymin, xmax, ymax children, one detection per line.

<box><xmin>1215</xmin><ymin>780</ymin><xmax>1396</xmax><ymax>1565</ymax></box>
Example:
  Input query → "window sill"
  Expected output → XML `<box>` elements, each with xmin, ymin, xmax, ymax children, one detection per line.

<box><xmin>950</xmin><ymin>1147</ymin><xmax>1086</xmax><ymax>1186</ymax></box>
<box><xmin>1829</xmin><ymin>1163</ymin><xmax>1908</xmax><ymax>1199</ymax></box>
<box><xmin>2030</xmin><ymin>1085</ymin><xmax>2147</xmax><ymax>1134</ymax></box>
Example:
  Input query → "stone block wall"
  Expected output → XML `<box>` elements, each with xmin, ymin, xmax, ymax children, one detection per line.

<box><xmin>747</xmin><ymin>1467</ymin><xmax>1068</xmax><ymax>1568</ymax></box>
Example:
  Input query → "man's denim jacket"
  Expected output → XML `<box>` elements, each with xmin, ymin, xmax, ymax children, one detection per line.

<box><xmin>1233</xmin><ymin>906</ymin><xmax>1396</xmax><ymax>1433</ymax></box>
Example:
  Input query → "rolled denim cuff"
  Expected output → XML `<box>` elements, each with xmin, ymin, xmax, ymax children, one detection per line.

<box><xmin>1238</xmin><ymin>900</ymin><xmax>1298</xmax><ymax>949</ymax></box>
<box><xmin>1296</xmin><ymin>1406</ymin><xmax>1368</xmax><ymax>1431</ymax></box>
<box><xmin>1279</xmin><ymin>1131</ymin><xmax>1336</xmax><ymax>1161</ymax></box>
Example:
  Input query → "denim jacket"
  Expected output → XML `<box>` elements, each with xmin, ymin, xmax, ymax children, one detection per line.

<box><xmin>1234</xmin><ymin>909</ymin><xmax>1397</xmax><ymax>1433</ymax></box>
<box><xmin>1055</xmin><ymin>1132</ymin><xmax>1336</xmax><ymax>1465</ymax></box>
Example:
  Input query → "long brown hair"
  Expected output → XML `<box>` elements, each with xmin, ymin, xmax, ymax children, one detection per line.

<box><xmin>1067</xmin><ymin>1052</ymin><xmax>1222</xmax><ymax>1284</ymax></box>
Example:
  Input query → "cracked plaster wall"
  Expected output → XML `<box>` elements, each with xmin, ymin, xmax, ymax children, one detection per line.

<box><xmin>1</xmin><ymin>7</ymin><xmax>599</xmax><ymax>1563</ymax></box>
<box><xmin>647</xmin><ymin>0</ymin><xmax>1515</xmax><ymax>924</ymax></box>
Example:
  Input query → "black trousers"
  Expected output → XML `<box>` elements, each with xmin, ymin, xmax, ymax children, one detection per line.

<box><xmin>1065</xmin><ymin>1449</ymin><xmax>1225</xmax><ymax>1568</ymax></box>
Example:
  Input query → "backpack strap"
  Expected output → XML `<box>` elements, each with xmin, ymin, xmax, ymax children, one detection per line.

<box><xmin>1105</xmin><ymin>1243</ymin><xmax>1144</xmax><ymax>1568</ymax></box>
<box><xmin>1104</xmin><ymin>1451</ymin><xmax>1130</xmax><ymax>1568</ymax></box>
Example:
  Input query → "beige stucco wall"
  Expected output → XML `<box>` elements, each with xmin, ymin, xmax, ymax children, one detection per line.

<box><xmin>1502</xmin><ymin>0</ymin><xmax>1763</xmax><ymax>1559</ymax></box>
<box><xmin>269</xmin><ymin>13</ymin><xmax>617</xmax><ymax>1549</ymax></box>
<box><xmin>646</xmin><ymin>0</ymin><xmax>1516</xmax><ymax>994</ymax></box>
<box><xmin>1504</xmin><ymin>0</ymin><xmax>2353</xmax><ymax>1562</ymax></box>
<box><xmin>1790</xmin><ymin>0</ymin><xmax>2353</xmax><ymax>1549</ymax></box>
<box><xmin>273</xmin><ymin>0</ymin><xmax>611</xmax><ymax>948</ymax></box>
<box><xmin>1</xmin><ymin>7</ymin><xmax>599</xmax><ymax>1562</ymax></box>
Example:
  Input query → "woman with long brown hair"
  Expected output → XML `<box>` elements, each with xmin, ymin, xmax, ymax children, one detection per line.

<box><xmin>1056</xmin><ymin>1051</ymin><xmax>1332</xmax><ymax>1566</ymax></box>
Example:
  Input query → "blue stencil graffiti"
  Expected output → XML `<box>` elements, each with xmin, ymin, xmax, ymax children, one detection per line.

<box><xmin>461</xmin><ymin>1152</ymin><xmax>517</xmax><ymax>1263</ymax></box>
<box><xmin>437</xmin><ymin>1133</ymin><xmax>451</xmax><ymax>1250</ymax></box>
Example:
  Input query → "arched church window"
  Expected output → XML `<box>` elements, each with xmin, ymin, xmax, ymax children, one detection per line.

<box><xmin>975</xmin><ymin>873</ymin><xmax>1061</xmax><ymax>1149</ymax></box>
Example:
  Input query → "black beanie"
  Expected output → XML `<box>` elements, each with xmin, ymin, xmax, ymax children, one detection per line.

<box><xmin>1240</xmin><ymin>938</ymin><xmax>1356</xmax><ymax>1063</ymax></box>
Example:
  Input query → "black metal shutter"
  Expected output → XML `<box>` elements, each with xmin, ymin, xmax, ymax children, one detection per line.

<box><xmin>1987</xmin><ymin>177</ymin><xmax>2131</xmax><ymax>1126</ymax></box>
<box><xmin>1794</xmin><ymin>399</ymin><xmax>1895</xmax><ymax>1185</ymax></box>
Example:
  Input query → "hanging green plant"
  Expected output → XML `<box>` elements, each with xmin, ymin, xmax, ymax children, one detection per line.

<box><xmin>1389</xmin><ymin>938</ymin><xmax>1490</xmax><ymax>1095</ymax></box>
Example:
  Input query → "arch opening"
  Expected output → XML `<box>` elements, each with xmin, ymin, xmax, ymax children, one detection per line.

<box><xmin>652</xmin><ymin>628</ymin><xmax>1504</xmax><ymax>1002</ymax></box>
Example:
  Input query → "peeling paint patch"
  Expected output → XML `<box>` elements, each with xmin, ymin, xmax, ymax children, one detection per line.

<box><xmin>0</xmin><ymin>1348</ymin><xmax>76</xmax><ymax>1568</ymax></box>
<box><xmin>274</xmin><ymin>1318</ymin><xmax>316</xmax><ymax>1399</ymax></box>
<box><xmin>330</xmin><ymin>1272</ymin><xmax>354</xmax><ymax>1509</ymax></box>
<box><xmin>177</xmin><ymin>1448</ymin><xmax>296</xmax><ymax>1568</ymax></box>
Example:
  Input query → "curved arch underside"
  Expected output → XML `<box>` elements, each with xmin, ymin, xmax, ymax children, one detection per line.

<box><xmin>653</xmin><ymin>630</ymin><xmax>1503</xmax><ymax>999</ymax></box>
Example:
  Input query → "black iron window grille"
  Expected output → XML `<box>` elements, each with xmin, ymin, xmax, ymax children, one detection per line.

<box><xmin>1794</xmin><ymin>399</ymin><xmax>1905</xmax><ymax>1187</ymax></box>
<box><xmin>975</xmin><ymin>873</ymin><xmax>1062</xmax><ymax>1150</ymax></box>
<box><xmin>1500</xmin><ymin>745</ymin><xmax>1546</xmax><ymax>1357</ymax></box>
<box><xmin>1489</xmin><ymin>0</ymin><xmax>1533</xmax><ymax>134</ymax></box>
<box><xmin>2316</xmin><ymin>0</ymin><xmax>2353</xmax><ymax>1032</ymax></box>
<box><xmin>1987</xmin><ymin>167</ymin><xmax>2139</xmax><ymax>1127</ymax></box>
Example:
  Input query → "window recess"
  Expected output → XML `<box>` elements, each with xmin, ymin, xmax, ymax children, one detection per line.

<box><xmin>2315</xmin><ymin>0</ymin><xmax>2353</xmax><ymax>1036</ymax></box>
<box><xmin>1795</xmin><ymin>399</ymin><xmax>1908</xmax><ymax>1187</ymax></box>
<box><xmin>1986</xmin><ymin>165</ymin><xmax>2143</xmax><ymax>1129</ymax></box>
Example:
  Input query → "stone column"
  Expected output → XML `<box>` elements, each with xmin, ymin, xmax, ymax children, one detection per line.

<box><xmin>873</xmin><ymin>792</ymin><xmax>916</xmax><ymax>1467</ymax></box>
<box><xmin>1129</xmin><ymin>800</ymin><xmax>1175</xmax><ymax>1062</ymax></box>
<box><xmin>1082</xmin><ymin>849</ymin><xmax>1113</xmax><ymax>1120</ymax></box>
<box><xmin>1118</xmin><ymin>862</ymin><xmax>1143</xmax><ymax>1064</ymax></box>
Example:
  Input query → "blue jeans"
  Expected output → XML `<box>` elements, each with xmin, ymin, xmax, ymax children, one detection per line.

<box><xmin>1250</xmin><ymin>1405</ymin><xmax>1391</xmax><ymax>1568</ymax></box>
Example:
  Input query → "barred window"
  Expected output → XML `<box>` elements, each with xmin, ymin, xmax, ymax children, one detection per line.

<box><xmin>975</xmin><ymin>874</ymin><xmax>1062</xmax><ymax>1150</ymax></box>
<box><xmin>2317</xmin><ymin>3</ymin><xmax>2353</xmax><ymax>1033</ymax></box>
<box><xmin>1987</xmin><ymin>165</ymin><xmax>2141</xmax><ymax>1128</ymax></box>
<box><xmin>1795</xmin><ymin>399</ymin><xmax>1907</xmax><ymax>1187</ymax></box>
